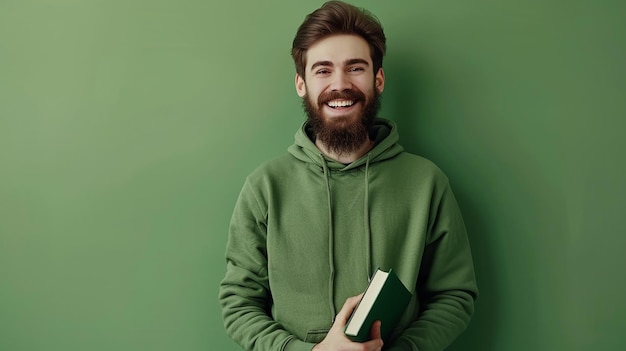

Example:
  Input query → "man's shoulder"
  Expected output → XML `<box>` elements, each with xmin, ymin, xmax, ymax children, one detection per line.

<box><xmin>246</xmin><ymin>153</ymin><xmax>296</xmax><ymax>181</ymax></box>
<box><xmin>391</xmin><ymin>151</ymin><xmax>447</xmax><ymax>179</ymax></box>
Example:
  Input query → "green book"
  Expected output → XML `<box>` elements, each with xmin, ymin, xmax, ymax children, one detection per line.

<box><xmin>344</xmin><ymin>268</ymin><xmax>412</xmax><ymax>342</ymax></box>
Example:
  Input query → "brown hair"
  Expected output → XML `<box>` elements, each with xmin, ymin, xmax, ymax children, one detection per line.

<box><xmin>291</xmin><ymin>1</ymin><xmax>386</xmax><ymax>79</ymax></box>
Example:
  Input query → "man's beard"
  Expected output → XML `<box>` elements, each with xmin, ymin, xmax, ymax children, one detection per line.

<box><xmin>303</xmin><ymin>87</ymin><xmax>381</xmax><ymax>157</ymax></box>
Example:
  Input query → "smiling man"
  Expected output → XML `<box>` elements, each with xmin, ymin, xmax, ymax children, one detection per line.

<box><xmin>296</xmin><ymin>34</ymin><xmax>384</xmax><ymax>164</ymax></box>
<box><xmin>219</xmin><ymin>2</ymin><xmax>478</xmax><ymax>351</ymax></box>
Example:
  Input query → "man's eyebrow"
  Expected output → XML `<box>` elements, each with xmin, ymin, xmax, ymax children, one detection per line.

<box><xmin>345</xmin><ymin>58</ymin><xmax>369</xmax><ymax>66</ymax></box>
<box><xmin>310</xmin><ymin>61</ymin><xmax>333</xmax><ymax>71</ymax></box>
<box><xmin>310</xmin><ymin>58</ymin><xmax>370</xmax><ymax>72</ymax></box>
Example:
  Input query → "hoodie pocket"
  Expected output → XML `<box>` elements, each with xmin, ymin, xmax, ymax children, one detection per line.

<box><xmin>304</xmin><ymin>329</ymin><xmax>329</xmax><ymax>343</ymax></box>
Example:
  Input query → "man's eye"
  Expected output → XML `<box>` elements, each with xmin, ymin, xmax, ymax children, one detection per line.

<box><xmin>349</xmin><ymin>67</ymin><xmax>365</xmax><ymax>72</ymax></box>
<box><xmin>315</xmin><ymin>69</ymin><xmax>330</xmax><ymax>75</ymax></box>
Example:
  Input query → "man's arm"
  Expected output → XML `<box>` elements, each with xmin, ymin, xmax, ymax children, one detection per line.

<box><xmin>219</xmin><ymin>179</ymin><xmax>300</xmax><ymax>351</ymax></box>
<box><xmin>387</xmin><ymin>183</ymin><xmax>479</xmax><ymax>351</ymax></box>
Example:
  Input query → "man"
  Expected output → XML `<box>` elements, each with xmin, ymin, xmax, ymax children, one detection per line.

<box><xmin>219</xmin><ymin>2</ymin><xmax>478</xmax><ymax>350</ymax></box>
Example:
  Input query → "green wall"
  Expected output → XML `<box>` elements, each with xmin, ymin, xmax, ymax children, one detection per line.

<box><xmin>1</xmin><ymin>0</ymin><xmax>624</xmax><ymax>350</ymax></box>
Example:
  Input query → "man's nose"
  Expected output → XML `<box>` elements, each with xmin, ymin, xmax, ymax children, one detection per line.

<box><xmin>330</xmin><ymin>71</ymin><xmax>351</xmax><ymax>91</ymax></box>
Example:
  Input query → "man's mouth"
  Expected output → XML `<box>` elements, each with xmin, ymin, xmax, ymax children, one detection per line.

<box><xmin>326</xmin><ymin>99</ymin><xmax>355</xmax><ymax>109</ymax></box>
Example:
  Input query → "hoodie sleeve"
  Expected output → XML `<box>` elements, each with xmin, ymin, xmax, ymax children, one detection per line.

<box><xmin>219</xmin><ymin>179</ymin><xmax>313</xmax><ymax>351</ymax></box>
<box><xmin>387</xmin><ymin>182</ymin><xmax>479</xmax><ymax>351</ymax></box>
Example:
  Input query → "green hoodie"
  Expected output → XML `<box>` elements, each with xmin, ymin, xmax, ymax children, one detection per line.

<box><xmin>219</xmin><ymin>118</ymin><xmax>478</xmax><ymax>351</ymax></box>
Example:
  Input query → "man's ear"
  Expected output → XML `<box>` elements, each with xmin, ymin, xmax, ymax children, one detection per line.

<box><xmin>375</xmin><ymin>68</ymin><xmax>385</xmax><ymax>94</ymax></box>
<box><xmin>295</xmin><ymin>74</ymin><xmax>307</xmax><ymax>97</ymax></box>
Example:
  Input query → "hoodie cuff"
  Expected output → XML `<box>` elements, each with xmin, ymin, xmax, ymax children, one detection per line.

<box><xmin>283</xmin><ymin>338</ymin><xmax>316</xmax><ymax>351</ymax></box>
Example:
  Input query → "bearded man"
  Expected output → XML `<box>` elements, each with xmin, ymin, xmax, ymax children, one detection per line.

<box><xmin>219</xmin><ymin>2</ymin><xmax>478</xmax><ymax>351</ymax></box>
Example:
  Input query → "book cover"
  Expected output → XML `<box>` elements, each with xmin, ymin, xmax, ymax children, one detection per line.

<box><xmin>344</xmin><ymin>268</ymin><xmax>412</xmax><ymax>342</ymax></box>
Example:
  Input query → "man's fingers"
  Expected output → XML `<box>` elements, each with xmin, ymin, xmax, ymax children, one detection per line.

<box><xmin>335</xmin><ymin>293</ymin><xmax>364</xmax><ymax>325</ymax></box>
<box><xmin>370</xmin><ymin>320</ymin><xmax>382</xmax><ymax>340</ymax></box>
<box><xmin>363</xmin><ymin>320</ymin><xmax>383</xmax><ymax>350</ymax></box>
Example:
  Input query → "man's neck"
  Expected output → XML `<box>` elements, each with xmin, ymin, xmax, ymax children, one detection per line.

<box><xmin>315</xmin><ymin>138</ymin><xmax>375</xmax><ymax>164</ymax></box>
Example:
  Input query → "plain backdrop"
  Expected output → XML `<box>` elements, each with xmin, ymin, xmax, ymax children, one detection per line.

<box><xmin>1</xmin><ymin>0</ymin><xmax>625</xmax><ymax>350</ymax></box>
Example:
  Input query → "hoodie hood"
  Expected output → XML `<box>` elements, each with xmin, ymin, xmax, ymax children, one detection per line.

<box><xmin>288</xmin><ymin>118</ymin><xmax>404</xmax><ymax>170</ymax></box>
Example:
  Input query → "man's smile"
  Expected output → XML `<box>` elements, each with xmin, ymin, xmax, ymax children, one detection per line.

<box><xmin>326</xmin><ymin>99</ymin><xmax>355</xmax><ymax>108</ymax></box>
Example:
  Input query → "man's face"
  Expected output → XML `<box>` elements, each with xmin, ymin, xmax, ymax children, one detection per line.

<box><xmin>295</xmin><ymin>34</ymin><xmax>385</xmax><ymax>154</ymax></box>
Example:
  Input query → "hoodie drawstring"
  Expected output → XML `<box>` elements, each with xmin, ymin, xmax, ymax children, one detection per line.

<box><xmin>364</xmin><ymin>154</ymin><xmax>372</xmax><ymax>281</ymax></box>
<box><xmin>320</xmin><ymin>157</ymin><xmax>337</xmax><ymax>320</ymax></box>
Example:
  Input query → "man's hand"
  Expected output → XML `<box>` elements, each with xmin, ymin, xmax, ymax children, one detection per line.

<box><xmin>312</xmin><ymin>294</ymin><xmax>384</xmax><ymax>351</ymax></box>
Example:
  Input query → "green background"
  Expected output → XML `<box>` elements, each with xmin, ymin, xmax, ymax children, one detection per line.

<box><xmin>1</xmin><ymin>0</ymin><xmax>624</xmax><ymax>350</ymax></box>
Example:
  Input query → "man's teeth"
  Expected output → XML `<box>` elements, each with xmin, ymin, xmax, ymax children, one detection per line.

<box><xmin>327</xmin><ymin>100</ymin><xmax>354</xmax><ymax>108</ymax></box>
